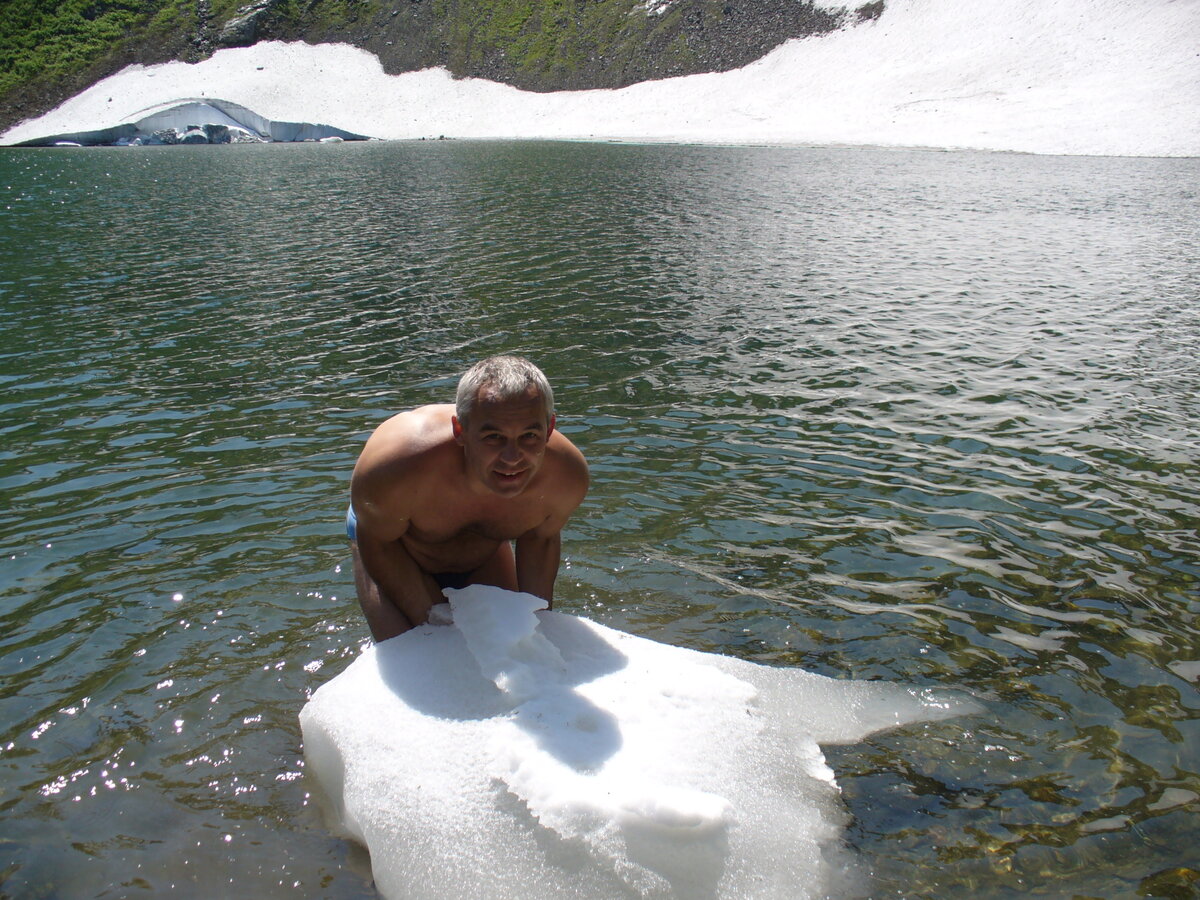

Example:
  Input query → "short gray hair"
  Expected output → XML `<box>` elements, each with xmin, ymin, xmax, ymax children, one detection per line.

<box><xmin>455</xmin><ymin>355</ymin><xmax>555</xmax><ymax>426</ymax></box>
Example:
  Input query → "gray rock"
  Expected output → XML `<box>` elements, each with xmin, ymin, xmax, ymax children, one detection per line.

<box><xmin>218</xmin><ymin>0</ymin><xmax>281</xmax><ymax>48</ymax></box>
<box><xmin>230</xmin><ymin>130</ymin><xmax>267</xmax><ymax>143</ymax></box>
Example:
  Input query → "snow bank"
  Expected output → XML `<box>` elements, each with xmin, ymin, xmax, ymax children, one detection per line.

<box><xmin>299</xmin><ymin>586</ymin><xmax>975</xmax><ymax>899</ymax></box>
<box><xmin>2</xmin><ymin>0</ymin><xmax>1197</xmax><ymax>155</ymax></box>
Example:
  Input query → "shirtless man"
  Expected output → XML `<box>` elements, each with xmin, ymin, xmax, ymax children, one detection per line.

<box><xmin>347</xmin><ymin>356</ymin><xmax>589</xmax><ymax>641</ymax></box>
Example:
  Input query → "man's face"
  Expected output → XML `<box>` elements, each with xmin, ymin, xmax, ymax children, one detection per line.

<box><xmin>453</xmin><ymin>387</ymin><xmax>555</xmax><ymax>497</ymax></box>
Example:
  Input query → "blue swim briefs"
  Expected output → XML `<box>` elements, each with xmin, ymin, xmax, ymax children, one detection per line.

<box><xmin>346</xmin><ymin>504</ymin><xmax>357</xmax><ymax>541</ymax></box>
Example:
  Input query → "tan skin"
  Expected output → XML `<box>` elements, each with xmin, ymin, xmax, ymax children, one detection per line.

<box><xmin>349</xmin><ymin>387</ymin><xmax>589</xmax><ymax>641</ymax></box>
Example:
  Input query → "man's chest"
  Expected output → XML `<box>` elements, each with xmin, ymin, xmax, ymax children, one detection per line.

<box><xmin>407</xmin><ymin>503</ymin><xmax>545</xmax><ymax>545</ymax></box>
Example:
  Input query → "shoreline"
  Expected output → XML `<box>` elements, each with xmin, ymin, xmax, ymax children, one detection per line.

<box><xmin>8</xmin><ymin>134</ymin><xmax>1198</xmax><ymax>162</ymax></box>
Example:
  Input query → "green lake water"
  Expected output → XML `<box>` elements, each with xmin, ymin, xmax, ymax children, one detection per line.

<box><xmin>0</xmin><ymin>140</ymin><xmax>1197</xmax><ymax>897</ymax></box>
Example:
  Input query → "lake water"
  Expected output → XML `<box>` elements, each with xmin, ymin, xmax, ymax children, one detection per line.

<box><xmin>0</xmin><ymin>140</ymin><xmax>1197</xmax><ymax>898</ymax></box>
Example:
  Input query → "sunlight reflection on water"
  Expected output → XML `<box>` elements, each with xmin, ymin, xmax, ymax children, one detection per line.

<box><xmin>0</xmin><ymin>141</ymin><xmax>1197</xmax><ymax>898</ymax></box>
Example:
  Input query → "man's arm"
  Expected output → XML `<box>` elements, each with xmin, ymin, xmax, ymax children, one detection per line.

<box><xmin>350</xmin><ymin>436</ymin><xmax>445</xmax><ymax>640</ymax></box>
<box><xmin>351</xmin><ymin>521</ymin><xmax>445</xmax><ymax>640</ymax></box>
<box><xmin>514</xmin><ymin>438</ymin><xmax>589</xmax><ymax>605</ymax></box>
<box><xmin>514</xmin><ymin>527</ymin><xmax>562</xmax><ymax>605</ymax></box>
<box><xmin>350</xmin><ymin>537</ymin><xmax>414</xmax><ymax>640</ymax></box>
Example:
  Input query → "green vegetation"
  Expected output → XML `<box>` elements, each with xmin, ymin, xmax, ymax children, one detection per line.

<box><xmin>276</xmin><ymin>0</ymin><xmax>364</xmax><ymax>32</ymax></box>
<box><xmin>432</xmin><ymin>0</ymin><xmax>699</xmax><ymax>85</ymax></box>
<box><xmin>143</xmin><ymin>2</ymin><xmax>189</xmax><ymax>40</ymax></box>
<box><xmin>0</xmin><ymin>0</ymin><xmax>171</xmax><ymax>98</ymax></box>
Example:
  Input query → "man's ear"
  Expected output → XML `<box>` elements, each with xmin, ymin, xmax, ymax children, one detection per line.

<box><xmin>451</xmin><ymin>415</ymin><xmax>465</xmax><ymax>445</ymax></box>
<box><xmin>547</xmin><ymin>414</ymin><xmax>557</xmax><ymax>437</ymax></box>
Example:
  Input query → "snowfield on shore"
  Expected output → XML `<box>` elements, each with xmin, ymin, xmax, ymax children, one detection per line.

<box><xmin>3</xmin><ymin>0</ymin><xmax>1198</xmax><ymax>155</ymax></box>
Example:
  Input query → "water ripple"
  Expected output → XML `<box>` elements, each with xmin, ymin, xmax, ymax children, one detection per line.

<box><xmin>0</xmin><ymin>142</ymin><xmax>1197</xmax><ymax>897</ymax></box>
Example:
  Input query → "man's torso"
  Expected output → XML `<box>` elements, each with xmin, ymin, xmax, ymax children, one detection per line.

<box><xmin>356</xmin><ymin>404</ymin><xmax>572</xmax><ymax>574</ymax></box>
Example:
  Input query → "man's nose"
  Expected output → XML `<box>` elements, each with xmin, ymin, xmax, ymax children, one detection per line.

<box><xmin>500</xmin><ymin>442</ymin><xmax>521</xmax><ymax>462</ymax></box>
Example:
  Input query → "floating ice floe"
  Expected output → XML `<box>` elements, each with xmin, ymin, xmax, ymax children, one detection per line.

<box><xmin>300</xmin><ymin>585</ymin><xmax>978</xmax><ymax>899</ymax></box>
<box><xmin>11</xmin><ymin>97</ymin><xmax>369</xmax><ymax>147</ymax></box>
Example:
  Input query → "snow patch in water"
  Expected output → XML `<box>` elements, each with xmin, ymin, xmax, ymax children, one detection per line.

<box><xmin>299</xmin><ymin>585</ymin><xmax>977</xmax><ymax>899</ymax></box>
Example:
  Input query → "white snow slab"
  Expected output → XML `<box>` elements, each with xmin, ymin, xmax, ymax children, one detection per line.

<box><xmin>125</xmin><ymin>97</ymin><xmax>366</xmax><ymax>141</ymax></box>
<box><xmin>3</xmin><ymin>0</ymin><xmax>1198</xmax><ymax>155</ymax></box>
<box><xmin>299</xmin><ymin>586</ymin><xmax>976</xmax><ymax>899</ymax></box>
<box><xmin>8</xmin><ymin>96</ymin><xmax>367</xmax><ymax>146</ymax></box>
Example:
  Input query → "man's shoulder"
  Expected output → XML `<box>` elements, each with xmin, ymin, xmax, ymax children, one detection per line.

<box><xmin>379</xmin><ymin>403</ymin><xmax>454</xmax><ymax>434</ymax></box>
<box><xmin>356</xmin><ymin>405</ymin><xmax>456</xmax><ymax>476</ymax></box>
<box><xmin>546</xmin><ymin>430</ymin><xmax>589</xmax><ymax>495</ymax></box>
<box><xmin>549</xmin><ymin>428</ymin><xmax>587</xmax><ymax>461</ymax></box>
<box><xmin>368</xmin><ymin>405</ymin><xmax>453</xmax><ymax>449</ymax></box>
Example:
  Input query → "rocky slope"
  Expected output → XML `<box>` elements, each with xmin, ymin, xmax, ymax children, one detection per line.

<box><xmin>0</xmin><ymin>0</ymin><xmax>880</xmax><ymax>133</ymax></box>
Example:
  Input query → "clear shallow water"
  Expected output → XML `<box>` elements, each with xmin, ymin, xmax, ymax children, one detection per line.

<box><xmin>0</xmin><ymin>141</ymin><xmax>1197</xmax><ymax>898</ymax></box>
